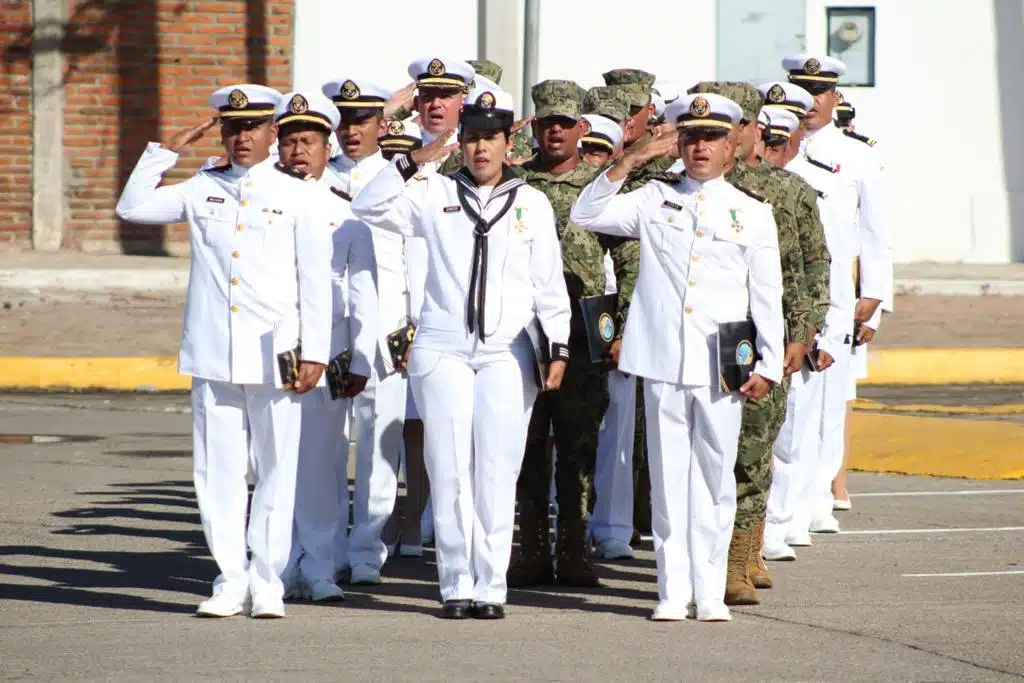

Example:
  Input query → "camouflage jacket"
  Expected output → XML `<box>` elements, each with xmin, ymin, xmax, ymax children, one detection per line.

<box><xmin>516</xmin><ymin>159</ymin><xmax>631</xmax><ymax>347</ymax></box>
<box><xmin>727</xmin><ymin>161</ymin><xmax>831</xmax><ymax>342</ymax></box>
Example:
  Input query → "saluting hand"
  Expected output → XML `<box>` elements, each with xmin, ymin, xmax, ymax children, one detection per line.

<box><xmin>164</xmin><ymin>117</ymin><xmax>219</xmax><ymax>154</ymax></box>
<box><xmin>739</xmin><ymin>373</ymin><xmax>772</xmax><ymax>401</ymax></box>
<box><xmin>292</xmin><ymin>361</ymin><xmax>325</xmax><ymax>394</ymax></box>
<box><xmin>384</xmin><ymin>82</ymin><xmax>417</xmax><ymax>119</ymax></box>
<box><xmin>511</xmin><ymin>115</ymin><xmax>534</xmax><ymax>135</ymax></box>
<box><xmin>410</xmin><ymin>128</ymin><xmax>459</xmax><ymax>165</ymax></box>
<box><xmin>608</xmin><ymin>129</ymin><xmax>678</xmax><ymax>182</ymax></box>
<box><xmin>544</xmin><ymin>359</ymin><xmax>567</xmax><ymax>392</ymax></box>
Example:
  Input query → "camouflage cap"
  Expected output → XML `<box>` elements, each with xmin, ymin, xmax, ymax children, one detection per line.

<box><xmin>602</xmin><ymin>68</ymin><xmax>655</xmax><ymax>107</ymax></box>
<box><xmin>531</xmin><ymin>79</ymin><xmax>582</xmax><ymax>120</ymax></box>
<box><xmin>582</xmin><ymin>86</ymin><xmax>631</xmax><ymax>123</ymax></box>
<box><xmin>468</xmin><ymin>59</ymin><xmax>502</xmax><ymax>85</ymax></box>
<box><xmin>688</xmin><ymin>81</ymin><xmax>762</xmax><ymax>123</ymax></box>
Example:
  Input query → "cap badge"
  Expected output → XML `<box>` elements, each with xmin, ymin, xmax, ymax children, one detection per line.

<box><xmin>690</xmin><ymin>95</ymin><xmax>710</xmax><ymax>118</ymax></box>
<box><xmin>477</xmin><ymin>91</ymin><xmax>496</xmax><ymax>110</ymax></box>
<box><xmin>767</xmin><ymin>84</ymin><xmax>786</xmax><ymax>104</ymax></box>
<box><xmin>427</xmin><ymin>58</ymin><xmax>445</xmax><ymax>77</ymax></box>
<box><xmin>288</xmin><ymin>94</ymin><xmax>308</xmax><ymax>114</ymax></box>
<box><xmin>387</xmin><ymin>119</ymin><xmax>405</xmax><ymax>136</ymax></box>
<box><xmin>805</xmin><ymin>58</ymin><xmax>822</xmax><ymax>75</ymax></box>
<box><xmin>340</xmin><ymin>80</ymin><xmax>360</xmax><ymax>101</ymax></box>
<box><xmin>228</xmin><ymin>89</ymin><xmax>249</xmax><ymax>110</ymax></box>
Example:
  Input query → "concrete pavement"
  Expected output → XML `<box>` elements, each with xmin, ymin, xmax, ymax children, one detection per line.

<box><xmin>0</xmin><ymin>393</ymin><xmax>1022</xmax><ymax>682</ymax></box>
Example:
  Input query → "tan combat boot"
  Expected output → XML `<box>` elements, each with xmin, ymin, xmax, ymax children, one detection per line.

<box><xmin>724</xmin><ymin>527</ymin><xmax>759</xmax><ymax>605</ymax></box>
<box><xmin>507</xmin><ymin>507</ymin><xmax>554</xmax><ymax>587</ymax></box>
<box><xmin>554</xmin><ymin>515</ymin><xmax>601</xmax><ymax>587</ymax></box>
<box><xmin>748</xmin><ymin>519</ymin><xmax>773</xmax><ymax>589</ymax></box>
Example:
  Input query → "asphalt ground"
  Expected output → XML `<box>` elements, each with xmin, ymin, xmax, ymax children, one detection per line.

<box><xmin>0</xmin><ymin>393</ymin><xmax>1022</xmax><ymax>682</ymax></box>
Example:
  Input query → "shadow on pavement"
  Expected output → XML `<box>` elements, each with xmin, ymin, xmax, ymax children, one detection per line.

<box><xmin>0</xmin><ymin>479</ymin><xmax>208</xmax><ymax>614</ymax></box>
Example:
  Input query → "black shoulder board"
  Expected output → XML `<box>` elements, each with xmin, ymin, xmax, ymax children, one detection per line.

<box><xmin>330</xmin><ymin>187</ymin><xmax>352</xmax><ymax>202</ymax></box>
<box><xmin>807</xmin><ymin>156</ymin><xmax>838</xmax><ymax>173</ymax></box>
<box><xmin>206</xmin><ymin>163</ymin><xmax>231</xmax><ymax>173</ymax></box>
<box><xmin>274</xmin><ymin>162</ymin><xmax>313</xmax><ymax>181</ymax></box>
<box><xmin>735</xmin><ymin>185</ymin><xmax>768</xmax><ymax>203</ymax></box>
<box><xmin>843</xmin><ymin>130</ymin><xmax>876</xmax><ymax>147</ymax></box>
<box><xmin>816</xmin><ymin>188</ymin><xmax>827</xmax><ymax>199</ymax></box>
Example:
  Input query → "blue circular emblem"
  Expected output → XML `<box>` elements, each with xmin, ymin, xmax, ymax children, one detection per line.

<box><xmin>598</xmin><ymin>313</ymin><xmax>615</xmax><ymax>342</ymax></box>
<box><xmin>735</xmin><ymin>340</ymin><xmax>754</xmax><ymax>366</ymax></box>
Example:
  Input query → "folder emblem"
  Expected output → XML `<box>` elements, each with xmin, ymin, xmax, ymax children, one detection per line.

<box><xmin>598</xmin><ymin>313</ymin><xmax>615</xmax><ymax>342</ymax></box>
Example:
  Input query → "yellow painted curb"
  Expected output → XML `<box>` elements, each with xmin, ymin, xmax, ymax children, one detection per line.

<box><xmin>0</xmin><ymin>357</ymin><xmax>190</xmax><ymax>391</ymax></box>
<box><xmin>864</xmin><ymin>348</ymin><xmax>1024</xmax><ymax>385</ymax></box>
<box><xmin>850</xmin><ymin>412</ymin><xmax>1024</xmax><ymax>480</ymax></box>
<box><xmin>853</xmin><ymin>399</ymin><xmax>1024</xmax><ymax>415</ymax></box>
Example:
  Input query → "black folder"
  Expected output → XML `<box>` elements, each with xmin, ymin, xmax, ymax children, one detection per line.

<box><xmin>525</xmin><ymin>318</ymin><xmax>550</xmax><ymax>390</ymax></box>
<box><xmin>718</xmin><ymin>321</ymin><xmax>759</xmax><ymax>392</ymax></box>
<box><xmin>325</xmin><ymin>350</ymin><xmax>352</xmax><ymax>400</ymax></box>
<box><xmin>578</xmin><ymin>293</ymin><xmax>618</xmax><ymax>363</ymax></box>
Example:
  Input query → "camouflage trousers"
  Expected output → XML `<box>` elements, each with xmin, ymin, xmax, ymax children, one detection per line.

<box><xmin>734</xmin><ymin>380</ymin><xmax>790</xmax><ymax>531</ymax></box>
<box><xmin>518</xmin><ymin>355</ymin><xmax>609</xmax><ymax>526</ymax></box>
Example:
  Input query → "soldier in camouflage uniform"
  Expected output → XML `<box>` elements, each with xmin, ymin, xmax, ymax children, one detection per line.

<box><xmin>599</xmin><ymin>72</ymin><xmax>678</xmax><ymax>542</ymax></box>
<box><xmin>508</xmin><ymin>80</ymin><xmax>634</xmax><ymax>587</ymax></box>
<box><xmin>688</xmin><ymin>81</ymin><xmax>830</xmax><ymax>605</ymax></box>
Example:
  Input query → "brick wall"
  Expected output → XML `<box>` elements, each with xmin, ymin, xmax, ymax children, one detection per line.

<box><xmin>1</xmin><ymin>0</ymin><xmax>294</xmax><ymax>254</ymax></box>
<box><xmin>0</xmin><ymin>0</ymin><xmax>34</xmax><ymax>249</ymax></box>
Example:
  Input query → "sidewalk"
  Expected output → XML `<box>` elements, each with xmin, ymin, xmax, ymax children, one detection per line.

<box><xmin>2</xmin><ymin>253</ymin><xmax>1024</xmax><ymax>295</ymax></box>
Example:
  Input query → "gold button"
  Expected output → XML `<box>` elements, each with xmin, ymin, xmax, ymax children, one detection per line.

<box><xmin>236</xmin><ymin>224</ymin><xmax>244</xmax><ymax>232</ymax></box>
<box><xmin>268</xmin><ymin>218</ymin><xmax>274</xmax><ymax>225</ymax></box>
<box><xmin>691</xmin><ymin>254</ymin><xmax>699</xmax><ymax>262</ymax></box>
<box><xmin>240</xmin><ymin>199</ymin><xmax>248</xmax><ymax>207</ymax></box>
<box><xmin>688</xmin><ymin>280</ymin><xmax>696</xmax><ymax>287</ymax></box>
<box><xmin>230</xmin><ymin>305</ymin><xmax>239</xmax><ymax>313</ymax></box>
<box><xmin>230</xmin><ymin>277</ymin><xmax>239</xmax><ymax>286</ymax></box>
<box><xmin>232</xmin><ymin>250</ymin><xmax>240</xmax><ymax>259</ymax></box>
<box><xmin>698</xmin><ymin>211</ymin><xmax>706</xmax><ymax>217</ymax></box>
<box><xmin>696</xmin><ymin>231</ymin><xmax>705</xmax><ymax>237</ymax></box>
<box><xmin>667</xmin><ymin>216</ymin><xmax>674</xmax><ymax>223</ymax></box>
<box><xmin>697</xmin><ymin>194</ymin><xmax>706</xmax><ymax>201</ymax></box>
<box><xmin>684</xmin><ymin>305</ymin><xmax>694</xmax><ymax>314</ymax></box>
<box><xmin>245</xmin><ymin>182</ymin><xmax>253</xmax><ymax>188</ymax></box>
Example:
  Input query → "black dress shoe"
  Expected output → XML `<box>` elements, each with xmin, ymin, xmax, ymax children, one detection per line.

<box><xmin>440</xmin><ymin>599</ymin><xmax>472</xmax><ymax>619</ymax></box>
<box><xmin>471</xmin><ymin>602</ymin><xmax>505</xmax><ymax>620</ymax></box>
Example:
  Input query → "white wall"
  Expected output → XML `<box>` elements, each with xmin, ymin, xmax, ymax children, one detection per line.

<box><xmin>291</xmin><ymin>0</ymin><xmax>1023</xmax><ymax>263</ymax></box>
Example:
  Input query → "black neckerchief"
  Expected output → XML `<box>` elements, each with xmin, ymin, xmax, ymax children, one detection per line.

<box><xmin>452</xmin><ymin>166</ymin><xmax>524</xmax><ymax>340</ymax></box>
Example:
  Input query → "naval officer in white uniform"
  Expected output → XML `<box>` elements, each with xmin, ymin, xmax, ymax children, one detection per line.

<box><xmin>784</xmin><ymin>54</ymin><xmax>892</xmax><ymax>533</ymax></box>
<box><xmin>115</xmin><ymin>84</ymin><xmax>333</xmax><ymax>618</ymax></box>
<box><xmin>321</xmin><ymin>76</ymin><xmax>422</xmax><ymax>584</ymax></box>
<box><xmin>571</xmin><ymin>93</ymin><xmax>784</xmax><ymax>622</ymax></box>
<box><xmin>274</xmin><ymin>90</ymin><xmax>378</xmax><ymax>602</ymax></box>
<box><xmin>352</xmin><ymin>81</ymin><xmax>571</xmax><ymax>620</ymax></box>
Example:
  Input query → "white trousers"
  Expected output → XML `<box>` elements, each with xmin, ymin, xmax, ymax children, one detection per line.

<box><xmin>350</xmin><ymin>361</ymin><xmax>409</xmax><ymax>569</ymax></box>
<box><xmin>408</xmin><ymin>336</ymin><xmax>537</xmax><ymax>604</ymax></box>
<box><xmin>645</xmin><ymin>380</ymin><xmax>741</xmax><ymax>611</ymax></box>
<box><xmin>591</xmin><ymin>370</ymin><xmax>637</xmax><ymax>544</ymax></box>
<box><xmin>191</xmin><ymin>378</ymin><xmax>301</xmax><ymax>602</ymax></box>
<box><xmin>289</xmin><ymin>387</ymin><xmax>351</xmax><ymax>584</ymax></box>
<box><xmin>765</xmin><ymin>346</ymin><xmax>851</xmax><ymax>542</ymax></box>
<box><xmin>811</xmin><ymin>347</ymin><xmax>853</xmax><ymax>520</ymax></box>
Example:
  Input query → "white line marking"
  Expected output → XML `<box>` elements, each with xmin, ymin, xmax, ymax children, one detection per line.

<box><xmin>903</xmin><ymin>570</ymin><xmax>1024</xmax><ymax>578</ymax></box>
<box><xmin>840</xmin><ymin>527</ymin><xmax>1024</xmax><ymax>535</ymax></box>
<box><xmin>850</xmin><ymin>490</ymin><xmax>1024</xmax><ymax>498</ymax></box>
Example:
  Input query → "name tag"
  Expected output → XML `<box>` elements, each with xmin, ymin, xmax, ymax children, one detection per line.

<box><xmin>661</xmin><ymin>200</ymin><xmax>682</xmax><ymax>211</ymax></box>
<box><xmin>262</xmin><ymin>207</ymin><xmax>284</xmax><ymax>215</ymax></box>
<box><xmin>443</xmin><ymin>205</ymin><xmax>462</xmax><ymax>213</ymax></box>
<box><xmin>206</xmin><ymin>196</ymin><xmax>225</xmax><ymax>204</ymax></box>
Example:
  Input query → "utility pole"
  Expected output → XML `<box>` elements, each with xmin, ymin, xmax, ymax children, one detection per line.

<box><xmin>521</xmin><ymin>0</ymin><xmax>539</xmax><ymax>117</ymax></box>
<box><xmin>32</xmin><ymin>0</ymin><xmax>66</xmax><ymax>251</ymax></box>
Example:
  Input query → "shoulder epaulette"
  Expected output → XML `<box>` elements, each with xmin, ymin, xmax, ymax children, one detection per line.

<box><xmin>735</xmin><ymin>184</ymin><xmax>769</xmax><ymax>204</ymax></box>
<box><xmin>205</xmin><ymin>163</ymin><xmax>231</xmax><ymax>173</ymax></box>
<box><xmin>843</xmin><ymin>130</ymin><xmax>876</xmax><ymax>146</ymax></box>
<box><xmin>274</xmin><ymin>162</ymin><xmax>313</xmax><ymax>182</ymax></box>
<box><xmin>807</xmin><ymin>156</ymin><xmax>838</xmax><ymax>173</ymax></box>
<box><xmin>330</xmin><ymin>187</ymin><xmax>352</xmax><ymax>202</ymax></box>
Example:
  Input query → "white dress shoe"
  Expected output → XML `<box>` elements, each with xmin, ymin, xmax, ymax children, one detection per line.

<box><xmin>349</xmin><ymin>562</ymin><xmax>382</xmax><ymax>585</ymax></box>
<box><xmin>250</xmin><ymin>596</ymin><xmax>286</xmax><ymax>618</ymax></box>
<box><xmin>785</xmin><ymin>531</ymin><xmax>813</xmax><ymax>547</ymax></box>
<box><xmin>650</xmin><ymin>601</ymin><xmax>694</xmax><ymax>621</ymax></box>
<box><xmin>595</xmin><ymin>539</ymin><xmax>636</xmax><ymax>560</ymax></box>
<box><xmin>809</xmin><ymin>514</ymin><xmax>841</xmax><ymax>534</ymax></box>
<box><xmin>761</xmin><ymin>538</ymin><xmax>797</xmax><ymax>561</ymax></box>
<box><xmin>696</xmin><ymin>601</ymin><xmax>732</xmax><ymax>622</ymax></box>
<box><xmin>832</xmin><ymin>497</ymin><xmax>852</xmax><ymax>511</ymax></box>
<box><xmin>399</xmin><ymin>543</ymin><xmax>424</xmax><ymax>557</ymax></box>
<box><xmin>196</xmin><ymin>593</ymin><xmax>245</xmax><ymax>618</ymax></box>
<box><xmin>308</xmin><ymin>579</ymin><xmax>345</xmax><ymax>602</ymax></box>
